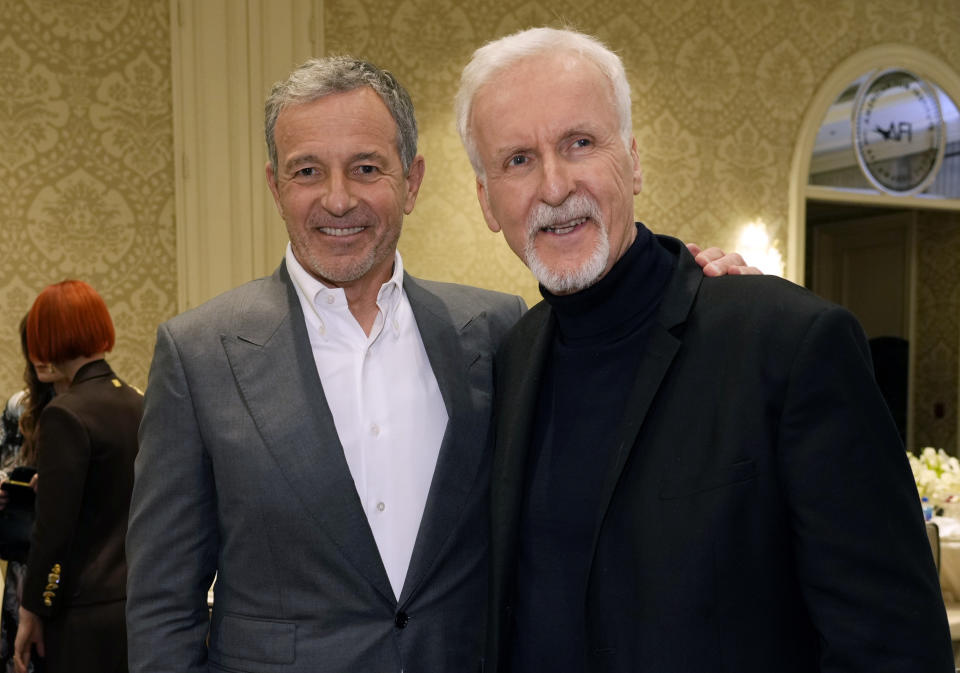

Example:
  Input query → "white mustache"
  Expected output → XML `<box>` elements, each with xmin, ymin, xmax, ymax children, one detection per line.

<box><xmin>527</xmin><ymin>193</ymin><xmax>602</xmax><ymax>237</ymax></box>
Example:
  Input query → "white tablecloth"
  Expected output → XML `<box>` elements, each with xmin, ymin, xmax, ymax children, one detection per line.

<box><xmin>936</xmin><ymin>517</ymin><xmax>960</xmax><ymax>604</ymax></box>
<box><xmin>931</xmin><ymin>517</ymin><xmax>960</xmax><ymax>652</ymax></box>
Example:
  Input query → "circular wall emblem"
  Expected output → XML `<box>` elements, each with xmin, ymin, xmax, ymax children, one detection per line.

<box><xmin>852</xmin><ymin>69</ymin><xmax>945</xmax><ymax>195</ymax></box>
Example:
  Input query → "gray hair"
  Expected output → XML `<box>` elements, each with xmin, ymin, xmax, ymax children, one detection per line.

<box><xmin>455</xmin><ymin>27</ymin><xmax>633</xmax><ymax>181</ymax></box>
<box><xmin>265</xmin><ymin>56</ymin><xmax>418</xmax><ymax>175</ymax></box>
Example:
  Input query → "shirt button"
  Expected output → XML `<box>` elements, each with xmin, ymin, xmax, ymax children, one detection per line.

<box><xmin>395</xmin><ymin>611</ymin><xmax>409</xmax><ymax>629</ymax></box>
<box><xmin>325</xmin><ymin>295</ymin><xmax>335</xmax><ymax>305</ymax></box>
<box><xmin>370</xmin><ymin>423</ymin><xmax>380</xmax><ymax>437</ymax></box>
<box><xmin>376</xmin><ymin>502</ymin><xmax>385</xmax><ymax>512</ymax></box>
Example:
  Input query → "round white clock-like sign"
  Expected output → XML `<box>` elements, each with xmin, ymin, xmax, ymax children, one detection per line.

<box><xmin>852</xmin><ymin>69</ymin><xmax>945</xmax><ymax>196</ymax></box>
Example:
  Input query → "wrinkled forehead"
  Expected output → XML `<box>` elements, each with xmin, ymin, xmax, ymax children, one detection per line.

<box><xmin>472</xmin><ymin>53</ymin><xmax>617</xmax><ymax>133</ymax></box>
<box><xmin>477</xmin><ymin>54</ymin><xmax>614</xmax><ymax>119</ymax></box>
<box><xmin>277</xmin><ymin>88</ymin><xmax>397</xmax><ymax>137</ymax></box>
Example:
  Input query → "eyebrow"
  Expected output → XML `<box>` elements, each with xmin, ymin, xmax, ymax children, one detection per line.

<box><xmin>352</xmin><ymin>151</ymin><xmax>388</xmax><ymax>164</ymax></box>
<box><xmin>492</xmin><ymin>145</ymin><xmax>529</xmax><ymax>163</ymax></box>
<box><xmin>283</xmin><ymin>154</ymin><xmax>323</xmax><ymax>173</ymax></box>
<box><xmin>492</xmin><ymin>126</ymin><xmax>599</xmax><ymax>160</ymax></box>
<box><xmin>283</xmin><ymin>151</ymin><xmax>388</xmax><ymax>173</ymax></box>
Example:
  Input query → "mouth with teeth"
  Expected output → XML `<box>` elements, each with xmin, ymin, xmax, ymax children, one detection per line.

<box><xmin>541</xmin><ymin>217</ymin><xmax>589</xmax><ymax>235</ymax></box>
<box><xmin>317</xmin><ymin>226</ymin><xmax>366</xmax><ymax>237</ymax></box>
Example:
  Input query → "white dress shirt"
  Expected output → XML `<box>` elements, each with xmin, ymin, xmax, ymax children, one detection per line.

<box><xmin>285</xmin><ymin>245</ymin><xmax>448</xmax><ymax>599</ymax></box>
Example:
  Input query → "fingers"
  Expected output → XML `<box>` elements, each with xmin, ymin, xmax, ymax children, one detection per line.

<box><xmin>725</xmin><ymin>264</ymin><xmax>763</xmax><ymax>276</ymax></box>
<box><xmin>687</xmin><ymin>244</ymin><xmax>763</xmax><ymax>277</ymax></box>
<box><xmin>13</xmin><ymin>644</ymin><xmax>29</xmax><ymax>673</ymax></box>
<box><xmin>14</xmin><ymin>607</ymin><xmax>43</xmax><ymax>673</ymax></box>
<box><xmin>700</xmin><ymin>247</ymin><xmax>745</xmax><ymax>267</ymax></box>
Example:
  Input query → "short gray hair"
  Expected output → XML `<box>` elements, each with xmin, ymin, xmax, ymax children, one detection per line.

<box><xmin>265</xmin><ymin>56</ymin><xmax>418</xmax><ymax>175</ymax></box>
<box><xmin>455</xmin><ymin>27</ymin><xmax>633</xmax><ymax>180</ymax></box>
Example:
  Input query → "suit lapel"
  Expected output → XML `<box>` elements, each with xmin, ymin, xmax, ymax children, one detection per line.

<box><xmin>490</xmin><ymin>302</ymin><xmax>554</xmax><ymax>588</ymax></box>
<box><xmin>587</xmin><ymin>237</ymin><xmax>702</xmax><ymax>556</ymax></box>
<box><xmin>221</xmin><ymin>264</ymin><xmax>394</xmax><ymax>603</ymax></box>
<box><xmin>396</xmin><ymin>275</ymin><xmax>491</xmax><ymax>605</ymax></box>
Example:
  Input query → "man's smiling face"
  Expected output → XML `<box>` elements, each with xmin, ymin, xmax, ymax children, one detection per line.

<box><xmin>266</xmin><ymin>86</ymin><xmax>424</xmax><ymax>290</ymax></box>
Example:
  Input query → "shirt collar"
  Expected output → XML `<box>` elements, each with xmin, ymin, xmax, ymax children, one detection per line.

<box><xmin>284</xmin><ymin>244</ymin><xmax>406</xmax><ymax>335</ymax></box>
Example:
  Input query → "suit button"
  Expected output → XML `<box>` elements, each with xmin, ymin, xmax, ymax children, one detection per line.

<box><xmin>394</xmin><ymin>611</ymin><xmax>409</xmax><ymax>629</ymax></box>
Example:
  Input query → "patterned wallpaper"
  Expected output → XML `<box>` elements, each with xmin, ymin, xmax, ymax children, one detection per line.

<box><xmin>0</xmin><ymin>0</ymin><xmax>958</xmax><ymax>453</ymax></box>
<box><xmin>325</xmin><ymin>0</ymin><xmax>960</xmax><ymax>452</ymax></box>
<box><xmin>324</xmin><ymin>0</ymin><xmax>960</xmax><ymax>307</ymax></box>
<box><xmin>0</xmin><ymin>0</ymin><xmax>175</xmax><ymax>395</ymax></box>
<box><xmin>915</xmin><ymin>213</ymin><xmax>960</xmax><ymax>453</ymax></box>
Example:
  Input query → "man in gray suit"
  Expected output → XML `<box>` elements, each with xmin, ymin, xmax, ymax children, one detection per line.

<box><xmin>126</xmin><ymin>56</ymin><xmax>746</xmax><ymax>672</ymax></box>
<box><xmin>126</xmin><ymin>56</ymin><xmax>524</xmax><ymax>672</ymax></box>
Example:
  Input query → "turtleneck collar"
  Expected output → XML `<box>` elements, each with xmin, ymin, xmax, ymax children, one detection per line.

<box><xmin>540</xmin><ymin>222</ymin><xmax>675</xmax><ymax>345</ymax></box>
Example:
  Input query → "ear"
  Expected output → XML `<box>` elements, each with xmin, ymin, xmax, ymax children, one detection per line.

<box><xmin>265</xmin><ymin>161</ymin><xmax>284</xmax><ymax>216</ymax></box>
<box><xmin>403</xmin><ymin>155</ymin><xmax>426</xmax><ymax>214</ymax></box>
<box><xmin>630</xmin><ymin>137</ymin><xmax>642</xmax><ymax>195</ymax></box>
<box><xmin>476</xmin><ymin>178</ymin><xmax>501</xmax><ymax>233</ymax></box>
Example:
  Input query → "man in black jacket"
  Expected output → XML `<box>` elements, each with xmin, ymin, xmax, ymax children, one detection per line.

<box><xmin>455</xmin><ymin>26</ymin><xmax>954</xmax><ymax>673</ymax></box>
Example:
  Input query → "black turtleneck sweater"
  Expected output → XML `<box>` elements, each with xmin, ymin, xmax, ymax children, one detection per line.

<box><xmin>510</xmin><ymin>223</ymin><xmax>675</xmax><ymax>672</ymax></box>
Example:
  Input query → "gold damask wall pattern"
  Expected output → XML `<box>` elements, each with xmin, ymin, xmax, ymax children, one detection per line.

<box><xmin>324</xmin><ymin>0</ymin><xmax>960</xmax><ymax>308</ymax></box>
<box><xmin>0</xmin><ymin>0</ymin><xmax>174</xmax><ymax>395</ymax></box>
<box><xmin>325</xmin><ymin>0</ymin><xmax>960</xmax><ymax>453</ymax></box>
<box><xmin>915</xmin><ymin>214</ymin><xmax>960</xmax><ymax>453</ymax></box>
<box><xmin>1</xmin><ymin>0</ymin><xmax>958</xmax><ymax>434</ymax></box>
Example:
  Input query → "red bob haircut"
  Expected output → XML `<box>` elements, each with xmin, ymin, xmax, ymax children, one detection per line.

<box><xmin>26</xmin><ymin>280</ymin><xmax>115</xmax><ymax>364</ymax></box>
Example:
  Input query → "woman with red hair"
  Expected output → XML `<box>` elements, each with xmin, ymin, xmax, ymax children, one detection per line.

<box><xmin>13</xmin><ymin>280</ymin><xmax>143</xmax><ymax>673</ymax></box>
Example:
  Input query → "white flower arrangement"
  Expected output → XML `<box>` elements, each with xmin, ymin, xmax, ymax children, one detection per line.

<box><xmin>908</xmin><ymin>447</ymin><xmax>960</xmax><ymax>504</ymax></box>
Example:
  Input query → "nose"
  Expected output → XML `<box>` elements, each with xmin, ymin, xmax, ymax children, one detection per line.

<box><xmin>538</xmin><ymin>153</ymin><xmax>575</xmax><ymax>207</ymax></box>
<box><xmin>321</xmin><ymin>172</ymin><xmax>357</xmax><ymax>216</ymax></box>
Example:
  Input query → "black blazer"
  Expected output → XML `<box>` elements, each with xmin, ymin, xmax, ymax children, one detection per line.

<box><xmin>487</xmin><ymin>237</ymin><xmax>953</xmax><ymax>672</ymax></box>
<box><xmin>23</xmin><ymin>359</ymin><xmax>143</xmax><ymax>617</ymax></box>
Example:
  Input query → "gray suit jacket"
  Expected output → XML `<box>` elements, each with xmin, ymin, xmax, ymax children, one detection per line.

<box><xmin>126</xmin><ymin>263</ymin><xmax>525</xmax><ymax>673</ymax></box>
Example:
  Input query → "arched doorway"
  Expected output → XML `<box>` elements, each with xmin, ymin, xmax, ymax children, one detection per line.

<box><xmin>788</xmin><ymin>45</ymin><xmax>960</xmax><ymax>454</ymax></box>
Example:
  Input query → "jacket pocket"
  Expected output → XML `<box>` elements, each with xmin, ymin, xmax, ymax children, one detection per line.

<box><xmin>658</xmin><ymin>459</ymin><xmax>757</xmax><ymax>499</ymax></box>
<box><xmin>211</xmin><ymin>613</ymin><xmax>296</xmax><ymax>665</ymax></box>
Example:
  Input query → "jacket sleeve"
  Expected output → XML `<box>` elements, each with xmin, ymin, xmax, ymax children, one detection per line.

<box><xmin>126</xmin><ymin>323</ymin><xmax>218</xmax><ymax>672</ymax></box>
<box><xmin>22</xmin><ymin>404</ymin><xmax>90</xmax><ymax>616</ymax></box>
<box><xmin>777</xmin><ymin>305</ymin><xmax>954</xmax><ymax>671</ymax></box>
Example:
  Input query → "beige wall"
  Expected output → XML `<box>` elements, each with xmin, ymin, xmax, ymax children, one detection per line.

<box><xmin>915</xmin><ymin>213</ymin><xmax>960</xmax><ymax>451</ymax></box>
<box><xmin>323</xmin><ymin>0</ymin><xmax>960</xmax><ymax>306</ymax></box>
<box><xmin>1</xmin><ymin>0</ymin><xmax>959</xmax><ymax>413</ymax></box>
<box><xmin>0</xmin><ymin>0</ymin><xmax>175</xmax><ymax>394</ymax></box>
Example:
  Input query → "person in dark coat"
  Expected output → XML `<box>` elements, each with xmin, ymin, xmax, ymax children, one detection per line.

<box><xmin>14</xmin><ymin>280</ymin><xmax>142</xmax><ymax>673</ymax></box>
<box><xmin>0</xmin><ymin>316</ymin><xmax>63</xmax><ymax>673</ymax></box>
<box><xmin>455</xmin><ymin>26</ymin><xmax>954</xmax><ymax>673</ymax></box>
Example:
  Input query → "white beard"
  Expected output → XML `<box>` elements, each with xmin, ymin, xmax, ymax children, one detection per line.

<box><xmin>524</xmin><ymin>193</ymin><xmax>609</xmax><ymax>294</ymax></box>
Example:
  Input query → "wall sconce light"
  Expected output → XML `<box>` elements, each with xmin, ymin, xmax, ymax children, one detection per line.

<box><xmin>737</xmin><ymin>221</ymin><xmax>784</xmax><ymax>276</ymax></box>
